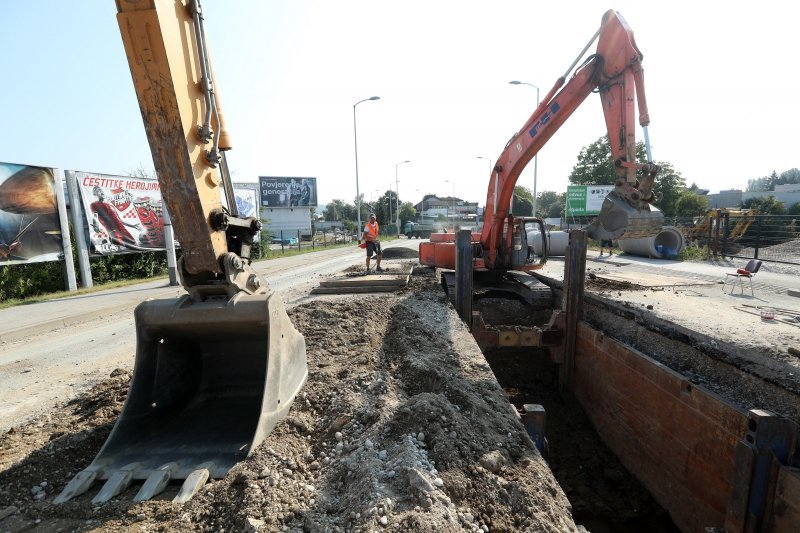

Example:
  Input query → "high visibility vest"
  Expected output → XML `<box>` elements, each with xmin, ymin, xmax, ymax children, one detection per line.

<box><xmin>364</xmin><ymin>221</ymin><xmax>379</xmax><ymax>240</ymax></box>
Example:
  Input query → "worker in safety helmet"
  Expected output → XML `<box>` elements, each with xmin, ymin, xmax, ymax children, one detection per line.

<box><xmin>363</xmin><ymin>213</ymin><xmax>383</xmax><ymax>272</ymax></box>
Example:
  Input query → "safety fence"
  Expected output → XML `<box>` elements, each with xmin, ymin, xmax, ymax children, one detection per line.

<box><xmin>559</xmin><ymin>214</ymin><xmax>800</xmax><ymax>266</ymax></box>
<box><xmin>666</xmin><ymin>214</ymin><xmax>800</xmax><ymax>266</ymax></box>
<box><xmin>262</xmin><ymin>229</ymin><xmax>356</xmax><ymax>256</ymax></box>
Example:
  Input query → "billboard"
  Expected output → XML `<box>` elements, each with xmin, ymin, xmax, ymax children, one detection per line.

<box><xmin>74</xmin><ymin>171</ymin><xmax>167</xmax><ymax>254</ymax></box>
<box><xmin>0</xmin><ymin>162</ymin><xmax>65</xmax><ymax>265</ymax></box>
<box><xmin>566</xmin><ymin>185</ymin><xmax>614</xmax><ymax>215</ymax></box>
<box><xmin>259</xmin><ymin>176</ymin><xmax>317</xmax><ymax>208</ymax></box>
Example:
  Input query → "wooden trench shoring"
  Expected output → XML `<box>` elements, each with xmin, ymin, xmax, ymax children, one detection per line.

<box><xmin>452</xmin><ymin>229</ymin><xmax>800</xmax><ymax>532</ymax></box>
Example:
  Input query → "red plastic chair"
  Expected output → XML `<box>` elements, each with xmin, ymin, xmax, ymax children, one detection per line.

<box><xmin>723</xmin><ymin>259</ymin><xmax>762</xmax><ymax>296</ymax></box>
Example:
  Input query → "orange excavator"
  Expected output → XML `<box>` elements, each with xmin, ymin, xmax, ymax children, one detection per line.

<box><xmin>56</xmin><ymin>0</ymin><xmax>307</xmax><ymax>504</ymax></box>
<box><xmin>420</xmin><ymin>9</ymin><xmax>662</xmax><ymax>272</ymax></box>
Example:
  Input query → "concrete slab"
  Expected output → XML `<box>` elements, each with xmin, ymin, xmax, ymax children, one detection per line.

<box><xmin>311</xmin><ymin>264</ymin><xmax>413</xmax><ymax>294</ymax></box>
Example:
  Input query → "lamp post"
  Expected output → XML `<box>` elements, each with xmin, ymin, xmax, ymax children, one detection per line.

<box><xmin>444</xmin><ymin>179</ymin><xmax>456</xmax><ymax>230</ymax></box>
<box><xmin>394</xmin><ymin>160</ymin><xmax>410</xmax><ymax>231</ymax></box>
<box><xmin>353</xmin><ymin>95</ymin><xmax>380</xmax><ymax>238</ymax></box>
<box><xmin>509</xmin><ymin>80</ymin><xmax>540</xmax><ymax>217</ymax></box>
<box><xmin>384</xmin><ymin>182</ymin><xmax>395</xmax><ymax>233</ymax></box>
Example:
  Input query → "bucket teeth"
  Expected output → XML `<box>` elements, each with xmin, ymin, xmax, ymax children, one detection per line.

<box><xmin>173</xmin><ymin>462</ymin><xmax>214</xmax><ymax>504</ymax></box>
<box><xmin>133</xmin><ymin>462</ymin><xmax>178</xmax><ymax>502</ymax></box>
<box><xmin>91</xmin><ymin>463</ymin><xmax>141</xmax><ymax>504</ymax></box>
<box><xmin>54</xmin><ymin>469</ymin><xmax>97</xmax><ymax>504</ymax></box>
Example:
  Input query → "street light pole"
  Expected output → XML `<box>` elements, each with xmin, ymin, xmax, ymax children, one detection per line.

<box><xmin>394</xmin><ymin>160</ymin><xmax>410</xmax><ymax>231</ymax></box>
<box><xmin>385</xmin><ymin>182</ymin><xmax>395</xmax><ymax>232</ymax></box>
<box><xmin>509</xmin><ymin>80</ymin><xmax>540</xmax><ymax>216</ymax></box>
<box><xmin>353</xmin><ymin>96</ymin><xmax>380</xmax><ymax>239</ymax></box>
<box><xmin>444</xmin><ymin>179</ymin><xmax>456</xmax><ymax>230</ymax></box>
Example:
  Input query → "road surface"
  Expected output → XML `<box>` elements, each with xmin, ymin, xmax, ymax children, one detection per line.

<box><xmin>0</xmin><ymin>240</ymin><xmax>417</xmax><ymax>432</ymax></box>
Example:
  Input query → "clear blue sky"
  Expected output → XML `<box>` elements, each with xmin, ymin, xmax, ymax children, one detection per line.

<box><xmin>1</xmin><ymin>0</ymin><xmax>798</xmax><ymax>209</ymax></box>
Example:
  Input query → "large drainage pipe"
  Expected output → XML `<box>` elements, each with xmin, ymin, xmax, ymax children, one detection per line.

<box><xmin>527</xmin><ymin>230</ymin><xmax>570</xmax><ymax>257</ymax></box>
<box><xmin>528</xmin><ymin>226</ymin><xmax>686</xmax><ymax>258</ymax></box>
<box><xmin>617</xmin><ymin>225</ymin><xmax>685</xmax><ymax>259</ymax></box>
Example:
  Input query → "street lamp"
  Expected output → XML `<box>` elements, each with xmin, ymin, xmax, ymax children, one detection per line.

<box><xmin>395</xmin><ymin>160</ymin><xmax>410</xmax><ymax>230</ymax></box>
<box><xmin>509</xmin><ymin>80</ymin><xmax>540</xmax><ymax>217</ymax></box>
<box><xmin>353</xmin><ymin>95</ymin><xmax>380</xmax><ymax>237</ymax></box>
<box><xmin>444</xmin><ymin>179</ymin><xmax>456</xmax><ymax>230</ymax></box>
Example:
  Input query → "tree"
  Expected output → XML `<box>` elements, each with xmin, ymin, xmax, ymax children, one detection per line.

<box><xmin>569</xmin><ymin>135</ymin><xmax>687</xmax><ymax>217</ymax></box>
<box><xmin>568</xmin><ymin>136</ymin><xmax>618</xmax><ymax>185</ymax></box>
<box><xmin>322</xmin><ymin>199</ymin><xmax>356</xmax><ymax>223</ymax></box>
<box><xmin>511</xmin><ymin>185</ymin><xmax>533</xmax><ymax>216</ymax></box>
<box><xmin>537</xmin><ymin>190</ymin><xmax>564</xmax><ymax>219</ymax></box>
<box><xmin>369</xmin><ymin>190</ymin><xmax>400</xmax><ymax>226</ymax></box>
<box><xmin>673</xmin><ymin>190</ymin><xmax>708</xmax><ymax>217</ymax></box>
<box><xmin>398</xmin><ymin>202</ymin><xmax>417</xmax><ymax>228</ymax></box>
<box><xmin>742</xmin><ymin>195</ymin><xmax>787</xmax><ymax>215</ymax></box>
<box><xmin>651</xmin><ymin>161</ymin><xmax>687</xmax><ymax>217</ymax></box>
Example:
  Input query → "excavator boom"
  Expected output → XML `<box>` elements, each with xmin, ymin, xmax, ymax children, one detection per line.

<box><xmin>421</xmin><ymin>10</ymin><xmax>662</xmax><ymax>271</ymax></box>
<box><xmin>56</xmin><ymin>0</ymin><xmax>307</xmax><ymax>505</ymax></box>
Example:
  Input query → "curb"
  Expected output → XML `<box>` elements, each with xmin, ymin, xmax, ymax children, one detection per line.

<box><xmin>0</xmin><ymin>302</ymin><xmax>137</xmax><ymax>344</ymax></box>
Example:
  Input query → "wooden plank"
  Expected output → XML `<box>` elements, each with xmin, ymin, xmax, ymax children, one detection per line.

<box><xmin>573</xmin><ymin>323</ymin><xmax>749</xmax><ymax>532</ymax></box>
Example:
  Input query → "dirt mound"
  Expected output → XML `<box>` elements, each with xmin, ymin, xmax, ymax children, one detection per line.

<box><xmin>0</xmin><ymin>271</ymin><xmax>579</xmax><ymax>532</ymax></box>
<box><xmin>381</xmin><ymin>247</ymin><xmax>418</xmax><ymax>260</ymax></box>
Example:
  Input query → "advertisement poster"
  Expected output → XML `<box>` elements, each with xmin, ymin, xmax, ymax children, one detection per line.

<box><xmin>74</xmin><ymin>171</ymin><xmax>166</xmax><ymax>254</ymax></box>
<box><xmin>0</xmin><ymin>162</ymin><xmax>64</xmax><ymax>265</ymax></box>
<box><xmin>232</xmin><ymin>183</ymin><xmax>259</xmax><ymax>218</ymax></box>
<box><xmin>566</xmin><ymin>185</ymin><xmax>613</xmax><ymax>215</ymax></box>
<box><xmin>259</xmin><ymin>176</ymin><xmax>317</xmax><ymax>208</ymax></box>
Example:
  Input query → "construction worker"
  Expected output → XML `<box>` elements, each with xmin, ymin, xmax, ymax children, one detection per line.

<box><xmin>599</xmin><ymin>238</ymin><xmax>614</xmax><ymax>256</ymax></box>
<box><xmin>363</xmin><ymin>213</ymin><xmax>383</xmax><ymax>272</ymax></box>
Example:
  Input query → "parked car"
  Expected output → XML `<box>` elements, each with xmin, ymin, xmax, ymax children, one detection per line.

<box><xmin>271</xmin><ymin>236</ymin><xmax>298</xmax><ymax>245</ymax></box>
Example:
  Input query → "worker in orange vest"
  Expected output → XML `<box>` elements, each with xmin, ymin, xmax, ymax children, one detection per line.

<box><xmin>363</xmin><ymin>213</ymin><xmax>383</xmax><ymax>272</ymax></box>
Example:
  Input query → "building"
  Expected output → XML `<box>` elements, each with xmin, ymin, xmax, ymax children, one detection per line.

<box><xmin>706</xmin><ymin>185</ymin><xmax>800</xmax><ymax>210</ymax></box>
<box><xmin>414</xmin><ymin>195</ymin><xmax>480</xmax><ymax>222</ymax></box>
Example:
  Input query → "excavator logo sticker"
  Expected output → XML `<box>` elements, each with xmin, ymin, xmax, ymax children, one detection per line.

<box><xmin>528</xmin><ymin>102</ymin><xmax>561</xmax><ymax>139</ymax></box>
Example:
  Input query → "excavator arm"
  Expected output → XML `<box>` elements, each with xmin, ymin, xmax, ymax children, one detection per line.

<box><xmin>56</xmin><ymin>0</ymin><xmax>307</xmax><ymax>505</ymax></box>
<box><xmin>116</xmin><ymin>0</ymin><xmax>264</xmax><ymax>296</ymax></box>
<box><xmin>421</xmin><ymin>10</ymin><xmax>662</xmax><ymax>271</ymax></box>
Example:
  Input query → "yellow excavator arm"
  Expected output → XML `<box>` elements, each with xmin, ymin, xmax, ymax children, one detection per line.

<box><xmin>55</xmin><ymin>0</ymin><xmax>307</xmax><ymax>505</ymax></box>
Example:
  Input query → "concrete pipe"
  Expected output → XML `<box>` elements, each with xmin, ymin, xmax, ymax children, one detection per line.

<box><xmin>617</xmin><ymin>225</ymin><xmax>685</xmax><ymax>259</ymax></box>
<box><xmin>527</xmin><ymin>230</ymin><xmax>570</xmax><ymax>257</ymax></box>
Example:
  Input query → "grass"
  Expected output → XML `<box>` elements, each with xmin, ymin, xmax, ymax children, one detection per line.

<box><xmin>0</xmin><ymin>275</ymin><xmax>169</xmax><ymax>311</ymax></box>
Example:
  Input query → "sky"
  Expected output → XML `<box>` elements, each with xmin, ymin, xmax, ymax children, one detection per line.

<box><xmin>1</xmin><ymin>0</ymin><xmax>798</xmax><ymax>211</ymax></box>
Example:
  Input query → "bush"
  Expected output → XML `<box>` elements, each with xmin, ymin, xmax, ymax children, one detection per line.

<box><xmin>90</xmin><ymin>251</ymin><xmax>168</xmax><ymax>285</ymax></box>
<box><xmin>0</xmin><ymin>250</ymin><xmax>169</xmax><ymax>302</ymax></box>
<box><xmin>678</xmin><ymin>242</ymin><xmax>711</xmax><ymax>261</ymax></box>
<box><xmin>0</xmin><ymin>260</ymin><xmax>67</xmax><ymax>300</ymax></box>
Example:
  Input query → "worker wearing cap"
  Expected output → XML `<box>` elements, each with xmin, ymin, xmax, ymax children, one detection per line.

<box><xmin>363</xmin><ymin>213</ymin><xmax>383</xmax><ymax>272</ymax></box>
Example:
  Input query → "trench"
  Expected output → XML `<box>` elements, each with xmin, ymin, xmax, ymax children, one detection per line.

<box><xmin>448</xmin><ymin>261</ymin><xmax>799</xmax><ymax>532</ymax></box>
<box><xmin>483</xmin><ymin>345</ymin><xmax>680</xmax><ymax>532</ymax></box>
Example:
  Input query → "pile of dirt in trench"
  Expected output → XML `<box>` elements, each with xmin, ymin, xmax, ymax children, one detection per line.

<box><xmin>0</xmin><ymin>270</ymin><xmax>582</xmax><ymax>532</ymax></box>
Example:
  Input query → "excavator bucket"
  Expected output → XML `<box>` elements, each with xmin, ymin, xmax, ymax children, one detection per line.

<box><xmin>55</xmin><ymin>292</ymin><xmax>307</xmax><ymax>504</ymax></box>
<box><xmin>586</xmin><ymin>192</ymin><xmax>663</xmax><ymax>241</ymax></box>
